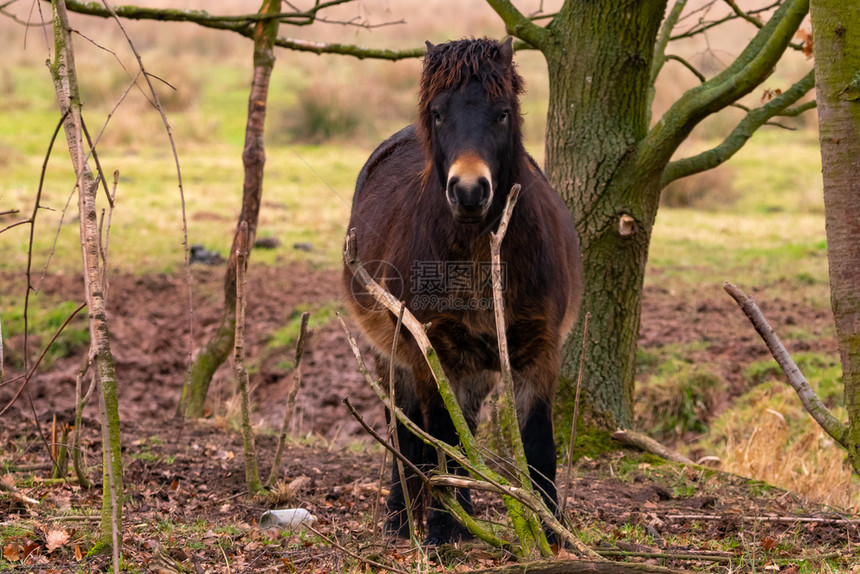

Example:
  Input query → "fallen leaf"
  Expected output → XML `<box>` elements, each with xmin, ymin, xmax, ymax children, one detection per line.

<box><xmin>3</xmin><ymin>543</ymin><xmax>21</xmax><ymax>561</ymax></box>
<box><xmin>74</xmin><ymin>544</ymin><xmax>83</xmax><ymax>561</ymax></box>
<box><xmin>556</xmin><ymin>548</ymin><xmax>577</xmax><ymax>560</ymax></box>
<box><xmin>45</xmin><ymin>529</ymin><xmax>70</xmax><ymax>553</ymax></box>
<box><xmin>760</xmin><ymin>536</ymin><xmax>778</xmax><ymax>552</ymax></box>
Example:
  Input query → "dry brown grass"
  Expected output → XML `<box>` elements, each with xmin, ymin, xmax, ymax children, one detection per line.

<box><xmin>718</xmin><ymin>399</ymin><xmax>859</xmax><ymax>513</ymax></box>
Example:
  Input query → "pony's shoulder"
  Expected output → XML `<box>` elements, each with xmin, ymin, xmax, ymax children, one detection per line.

<box><xmin>355</xmin><ymin>125</ymin><xmax>420</xmax><ymax>193</ymax></box>
<box><xmin>524</xmin><ymin>153</ymin><xmax>548</xmax><ymax>181</ymax></box>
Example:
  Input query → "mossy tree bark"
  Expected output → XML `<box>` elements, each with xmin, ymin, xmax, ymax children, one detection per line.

<box><xmin>489</xmin><ymin>0</ymin><xmax>813</xmax><ymax>434</ymax></box>
<box><xmin>49</xmin><ymin>0</ymin><xmax>123</xmax><ymax>554</ymax></box>
<box><xmin>180</xmin><ymin>0</ymin><xmax>281</xmax><ymax>418</ymax></box>
<box><xmin>542</xmin><ymin>3</ymin><xmax>665</xmax><ymax>430</ymax></box>
<box><xmin>809</xmin><ymin>0</ymin><xmax>860</xmax><ymax>472</ymax></box>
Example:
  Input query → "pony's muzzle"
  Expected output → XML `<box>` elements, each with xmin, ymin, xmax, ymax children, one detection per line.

<box><xmin>446</xmin><ymin>155</ymin><xmax>493</xmax><ymax>222</ymax></box>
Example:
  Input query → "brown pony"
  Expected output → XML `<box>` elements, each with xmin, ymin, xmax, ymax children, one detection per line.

<box><xmin>343</xmin><ymin>37</ymin><xmax>582</xmax><ymax>545</ymax></box>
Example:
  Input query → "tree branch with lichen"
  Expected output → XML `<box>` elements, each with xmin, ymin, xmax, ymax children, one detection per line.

<box><xmin>724</xmin><ymin>282</ymin><xmax>848</xmax><ymax>447</ymax></box>
<box><xmin>485</xmin><ymin>0</ymin><xmax>550</xmax><ymax>50</ymax></box>
<box><xmin>642</xmin><ymin>0</ymin><xmax>809</xmax><ymax>174</ymax></box>
<box><xmin>53</xmin><ymin>0</ymin><xmax>424</xmax><ymax>61</ymax></box>
<box><xmin>662</xmin><ymin>68</ymin><xmax>814</xmax><ymax>187</ymax></box>
<box><xmin>651</xmin><ymin>0</ymin><xmax>689</xmax><ymax>87</ymax></box>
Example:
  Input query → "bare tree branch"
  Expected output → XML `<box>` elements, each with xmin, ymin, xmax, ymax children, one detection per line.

<box><xmin>778</xmin><ymin>100</ymin><xmax>817</xmax><ymax>116</ymax></box>
<box><xmin>641</xmin><ymin>0</ymin><xmax>809</xmax><ymax>178</ymax></box>
<box><xmin>272</xmin><ymin>37</ymin><xmax>422</xmax><ymax>60</ymax></box>
<box><xmin>55</xmin><ymin>0</ymin><xmax>424</xmax><ymax>60</ymax></box>
<box><xmin>87</xmin><ymin>0</ymin><xmax>196</xmax><ymax>419</ymax></box>
<box><xmin>662</xmin><ymin>68</ymin><xmax>814</xmax><ymax>186</ymax></box>
<box><xmin>0</xmin><ymin>302</ymin><xmax>87</xmax><ymax>417</ymax></box>
<box><xmin>723</xmin><ymin>282</ymin><xmax>848</xmax><ymax>447</ymax></box>
<box><xmin>49</xmin><ymin>0</ymin><xmax>124</xmax><ymax>561</ymax></box>
<box><xmin>485</xmin><ymin>0</ymin><xmax>550</xmax><ymax>50</ymax></box>
<box><xmin>664</xmin><ymin>53</ymin><xmax>706</xmax><ymax>82</ymax></box>
<box><xmin>651</xmin><ymin>0</ymin><xmax>689</xmax><ymax>86</ymax></box>
<box><xmin>670</xmin><ymin>0</ymin><xmax>781</xmax><ymax>40</ymax></box>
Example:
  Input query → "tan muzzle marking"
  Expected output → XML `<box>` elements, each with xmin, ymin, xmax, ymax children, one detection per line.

<box><xmin>447</xmin><ymin>153</ymin><xmax>493</xmax><ymax>200</ymax></box>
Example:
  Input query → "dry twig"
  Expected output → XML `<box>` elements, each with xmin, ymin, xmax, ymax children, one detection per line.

<box><xmin>561</xmin><ymin>311</ymin><xmax>590</xmax><ymax>514</ymax></box>
<box><xmin>723</xmin><ymin>282</ymin><xmax>847</xmax><ymax>446</ymax></box>
<box><xmin>0</xmin><ymin>475</ymin><xmax>40</xmax><ymax>506</ymax></box>
<box><xmin>611</xmin><ymin>429</ymin><xmax>695</xmax><ymax>465</ymax></box>
<box><xmin>234</xmin><ymin>221</ymin><xmax>262</xmax><ymax>494</ymax></box>
<box><xmin>268</xmin><ymin>311</ymin><xmax>310</xmax><ymax>486</ymax></box>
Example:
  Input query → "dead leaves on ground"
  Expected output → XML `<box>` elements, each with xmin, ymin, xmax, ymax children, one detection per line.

<box><xmin>3</xmin><ymin>526</ymin><xmax>81</xmax><ymax>568</ymax></box>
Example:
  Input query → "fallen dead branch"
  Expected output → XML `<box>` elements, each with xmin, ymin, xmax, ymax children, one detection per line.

<box><xmin>611</xmin><ymin>429</ymin><xmax>695</xmax><ymax>465</ymax></box>
<box><xmin>663</xmin><ymin>513</ymin><xmax>860</xmax><ymax>525</ymax></box>
<box><xmin>0</xmin><ymin>475</ymin><xmax>40</xmax><ymax>506</ymax></box>
<box><xmin>723</xmin><ymin>281</ymin><xmax>848</xmax><ymax>447</ymax></box>
<box><xmin>470</xmin><ymin>558</ymin><xmax>692</xmax><ymax>574</ymax></box>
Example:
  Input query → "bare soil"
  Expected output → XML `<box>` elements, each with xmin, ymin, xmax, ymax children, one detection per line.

<box><xmin>0</xmin><ymin>265</ymin><xmax>856</xmax><ymax>572</ymax></box>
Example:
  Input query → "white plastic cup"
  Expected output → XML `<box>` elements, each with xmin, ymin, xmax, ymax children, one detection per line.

<box><xmin>260</xmin><ymin>508</ymin><xmax>316</xmax><ymax>530</ymax></box>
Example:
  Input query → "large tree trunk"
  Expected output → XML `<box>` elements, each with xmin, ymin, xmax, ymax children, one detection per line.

<box><xmin>180</xmin><ymin>0</ymin><xmax>281</xmax><ymax>418</ymax></box>
<box><xmin>543</xmin><ymin>1</ymin><xmax>667</xmax><ymax>431</ymax></box>
<box><xmin>810</xmin><ymin>0</ymin><xmax>860</xmax><ymax>471</ymax></box>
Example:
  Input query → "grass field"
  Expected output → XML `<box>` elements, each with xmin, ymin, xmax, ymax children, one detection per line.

<box><xmin>1</xmin><ymin>0</ymin><xmax>856</xmax><ymax>516</ymax></box>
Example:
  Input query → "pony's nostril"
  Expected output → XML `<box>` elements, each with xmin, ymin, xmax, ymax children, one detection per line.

<box><xmin>478</xmin><ymin>177</ymin><xmax>491</xmax><ymax>204</ymax></box>
<box><xmin>446</xmin><ymin>176</ymin><xmax>460</xmax><ymax>203</ymax></box>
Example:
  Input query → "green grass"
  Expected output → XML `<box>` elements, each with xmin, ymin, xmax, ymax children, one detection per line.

<box><xmin>0</xmin><ymin>297</ymin><xmax>89</xmax><ymax>369</ymax></box>
<box><xmin>262</xmin><ymin>301</ymin><xmax>342</xmax><ymax>370</ymax></box>
<box><xmin>648</xmin><ymin>129</ymin><xmax>827</xmax><ymax>306</ymax></box>
<box><xmin>745</xmin><ymin>352</ymin><xmax>844</xmax><ymax>407</ymax></box>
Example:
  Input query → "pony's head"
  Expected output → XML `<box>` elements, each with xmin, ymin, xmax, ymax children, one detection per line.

<box><xmin>418</xmin><ymin>38</ymin><xmax>525</xmax><ymax>224</ymax></box>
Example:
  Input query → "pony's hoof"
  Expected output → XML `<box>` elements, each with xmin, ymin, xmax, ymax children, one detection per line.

<box><xmin>383</xmin><ymin>517</ymin><xmax>411</xmax><ymax>540</ymax></box>
<box><xmin>424</xmin><ymin>523</ymin><xmax>473</xmax><ymax>546</ymax></box>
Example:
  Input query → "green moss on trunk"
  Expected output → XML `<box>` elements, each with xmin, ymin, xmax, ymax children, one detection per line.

<box><xmin>543</xmin><ymin>1</ymin><xmax>667</xmax><ymax>435</ymax></box>
<box><xmin>810</xmin><ymin>0</ymin><xmax>860</xmax><ymax>472</ymax></box>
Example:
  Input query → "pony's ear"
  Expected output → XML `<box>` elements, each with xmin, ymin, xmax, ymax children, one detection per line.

<box><xmin>425</xmin><ymin>41</ymin><xmax>435</xmax><ymax>53</ymax></box>
<box><xmin>499</xmin><ymin>37</ymin><xmax>514</xmax><ymax>67</ymax></box>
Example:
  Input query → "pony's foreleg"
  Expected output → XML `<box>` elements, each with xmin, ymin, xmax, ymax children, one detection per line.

<box><xmin>420</xmin><ymin>380</ymin><xmax>485</xmax><ymax>546</ymax></box>
<box><xmin>518</xmin><ymin>395</ymin><xmax>558</xmax><ymax>513</ymax></box>
<box><xmin>378</xmin><ymin>357</ymin><xmax>427</xmax><ymax>539</ymax></box>
<box><xmin>513</xmin><ymin>351</ymin><xmax>561</xmax><ymax>518</ymax></box>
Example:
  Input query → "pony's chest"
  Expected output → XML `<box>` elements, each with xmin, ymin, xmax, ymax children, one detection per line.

<box><xmin>424</xmin><ymin>309</ymin><xmax>502</xmax><ymax>375</ymax></box>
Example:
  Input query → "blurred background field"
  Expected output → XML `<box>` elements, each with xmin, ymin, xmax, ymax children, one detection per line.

<box><xmin>1</xmin><ymin>0</ymin><xmax>854</xmax><ymax>511</ymax></box>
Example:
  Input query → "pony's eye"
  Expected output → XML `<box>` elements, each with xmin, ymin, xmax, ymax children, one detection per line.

<box><xmin>432</xmin><ymin>110</ymin><xmax>442</xmax><ymax>125</ymax></box>
<box><xmin>498</xmin><ymin>111</ymin><xmax>509</xmax><ymax>123</ymax></box>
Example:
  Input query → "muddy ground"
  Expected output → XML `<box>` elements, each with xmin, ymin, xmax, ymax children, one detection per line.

<box><xmin>0</xmin><ymin>264</ymin><xmax>856</xmax><ymax>572</ymax></box>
